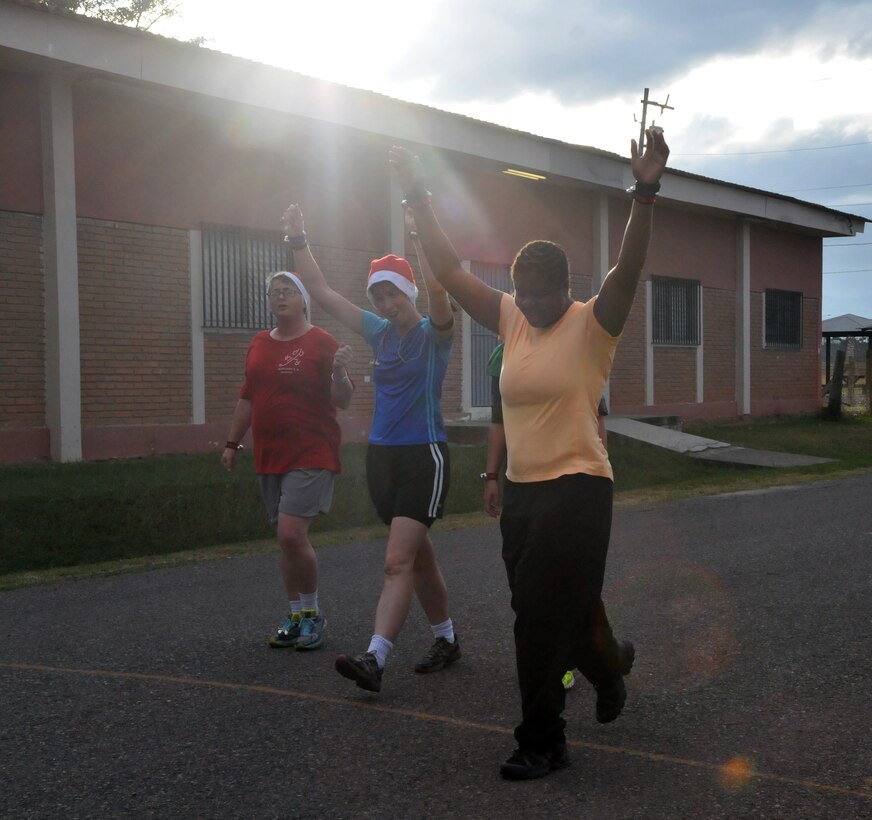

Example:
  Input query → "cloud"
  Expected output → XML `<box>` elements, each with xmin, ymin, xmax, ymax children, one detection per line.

<box><xmin>395</xmin><ymin>0</ymin><xmax>871</xmax><ymax>104</ymax></box>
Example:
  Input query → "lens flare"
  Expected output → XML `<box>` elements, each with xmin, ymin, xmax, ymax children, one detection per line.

<box><xmin>608</xmin><ymin>558</ymin><xmax>738</xmax><ymax>694</ymax></box>
<box><xmin>718</xmin><ymin>755</ymin><xmax>755</xmax><ymax>791</ymax></box>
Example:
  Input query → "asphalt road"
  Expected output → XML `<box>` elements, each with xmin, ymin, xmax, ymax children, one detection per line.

<box><xmin>1</xmin><ymin>474</ymin><xmax>870</xmax><ymax>819</ymax></box>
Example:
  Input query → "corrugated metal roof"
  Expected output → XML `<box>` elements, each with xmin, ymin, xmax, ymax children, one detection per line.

<box><xmin>822</xmin><ymin>314</ymin><xmax>872</xmax><ymax>334</ymax></box>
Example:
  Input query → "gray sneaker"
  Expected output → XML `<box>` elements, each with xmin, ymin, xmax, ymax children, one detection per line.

<box><xmin>295</xmin><ymin>613</ymin><xmax>326</xmax><ymax>651</ymax></box>
<box><xmin>268</xmin><ymin>615</ymin><xmax>301</xmax><ymax>648</ymax></box>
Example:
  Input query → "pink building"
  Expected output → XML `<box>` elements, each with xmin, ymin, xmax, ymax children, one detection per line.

<box><xmin>0</xmin><ymin>0</ymin><xmax>866</xmax><ymax>463</ymax></box>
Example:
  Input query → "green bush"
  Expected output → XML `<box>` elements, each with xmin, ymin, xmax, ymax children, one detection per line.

<box><xmin>0</xmin><ymin>443</ymin><xmax>488</xmax><ymax>575</ymax></box>
<box><xmin>4</xmin><ymin>413</ymin><xmax>868</xmax><ymax>577</ymax></box>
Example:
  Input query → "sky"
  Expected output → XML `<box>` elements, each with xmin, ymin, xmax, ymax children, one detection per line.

<box><xmin>151</xmin><ymin>0</ymin><xmax>872</xmax><ymax>321</ymax></box>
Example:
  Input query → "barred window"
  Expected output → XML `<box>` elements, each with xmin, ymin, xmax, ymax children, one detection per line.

<box><xmin>202</xmin><ymin>224</ymin><xmax>293</xmax><ymax>329</ymax></box>
<box><xmin>652</xmin><ymin>276</ymin><xmax>700</xmax><ymax>345</ymax></box>
<box><xmin>764</xmin><ymin>289</ymin><xmax>802</xmax><ymax>349</ymax></box>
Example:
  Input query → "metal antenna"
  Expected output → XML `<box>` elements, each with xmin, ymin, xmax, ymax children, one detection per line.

<box><xmin>635</xmin><ymin>88</ymin><xmax>674</xmax><ymax>151</ymax></box>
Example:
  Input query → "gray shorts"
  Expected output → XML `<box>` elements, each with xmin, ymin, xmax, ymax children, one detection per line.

<box><xmin>258</xmin><ymin>469</ymin><xmax>336</xmax><ymax>524</ymax></box>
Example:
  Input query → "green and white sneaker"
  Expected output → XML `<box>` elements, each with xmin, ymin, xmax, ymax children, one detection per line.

<box><xmin>268</xmin><ymin>614</ymin><xmax>301</xmax><ymax>648</ymax></box>
<box><xmin>562</xmin><ymin>670</ymin><xmax>576</xmax><ymax>690</ymax></box>
<box><xmin>295</xmin><ymin>612</ymin><xmax>326</xmax><ymax>651</ymax></box>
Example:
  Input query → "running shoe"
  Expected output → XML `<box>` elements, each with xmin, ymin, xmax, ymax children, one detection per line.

<box><xmin>499</xmin><ymin>744</ymin><xmax>570</xmax><ymax>781</ymax></box>
<box><xmin>268</xmin><ymin>615</ymin><xmax>301</xmax><ymax>648</ymax></box>
<box><xmin>414</xmin><ymin>635</ymin><xmax>461</xmax><ymax>673</ymax></box>
<box><xmin>562</xmin><ymin>670</ymin><xmax>576</xmax><ymax>690</ymax></box>
<box><xmin>335</xmin><ymin>651</ymin><xmax>383</xmax><ymax>692</ymax></box>
<box><xmin>295</xmin><ymin>613</ymin><xmax>326</xmax><ymax>651</ymax></box>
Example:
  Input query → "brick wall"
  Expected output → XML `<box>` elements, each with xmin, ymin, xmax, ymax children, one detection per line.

<box><xmin>653</xmin><ymin>346</ymin><xmax>697</xmax><ymax>404</ymax></box>
<box><xmin>78</xmin><ymin>218</ymin><xmax>192</xmax><ymax>425</ymax></box>
<box><xmin>0</xmin><ymin>211</ymin><xmax>44</xmax><ymax>428</ymax></box>
<box><xmin>751</xmin><ymin>292</ymin><xmax>821</xmax><ymax>413</ymax></box>
<box><xmin>205</xmin><ymin>330</ymin><xmax>251</xmax><ymax>424</ymax></box>
<box><xmin>703</xmin><ymin>286</ymin><xmax>736</xmax><ymax>403</ymax></box>
<box><xmin>610</xmin><ymin>291</ymin><xmax>648</xmax><ymax>408</ymax></box>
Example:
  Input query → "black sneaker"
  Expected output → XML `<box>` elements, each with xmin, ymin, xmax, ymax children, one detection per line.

<box><xmin>499</xmin><ymin>744</ymin><xmax>570</xmax><ymax>781</ymax></box>
<box><xmin>335</xmin><ymin>651</ymin><xmax>383</xmax><ymax>692</ymax></box>
<box><xmin>547</xmin><ymin>743</ymin><xmax>570</xmax><ymax>771</ymax></box>
<box><xmin>414</xmin><ymin>635</ymin><xmax>461</xmax><ymax>673</ymax></box>
<box><xmin>596</xmin><ymin>641</ymin><xmax>635</xmax><ymax>724</ymax></box>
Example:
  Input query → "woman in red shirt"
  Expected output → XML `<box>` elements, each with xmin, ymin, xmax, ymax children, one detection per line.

<box><xmin>222</xmin><ymin>271</ymin><xmax>353</xmax><ymax>652</ymax></box>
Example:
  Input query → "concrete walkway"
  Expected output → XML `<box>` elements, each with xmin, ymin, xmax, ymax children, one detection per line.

<box><xmin>606</xmin><ymin>417</ymin><xmax>835</xmax><ymax>468</ymax></box>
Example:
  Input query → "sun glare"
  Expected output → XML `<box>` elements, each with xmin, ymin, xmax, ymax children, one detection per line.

<box><xmin>156</xmin><ymin>1</ymin><xmax>433</xmax><ymax>94</ymax></box>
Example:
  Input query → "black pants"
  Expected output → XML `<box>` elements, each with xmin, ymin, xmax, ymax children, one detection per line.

<box><xmin>500</xmin><ymin>472</ymin><xmax>625</xmax><ymax>752</ymax></box>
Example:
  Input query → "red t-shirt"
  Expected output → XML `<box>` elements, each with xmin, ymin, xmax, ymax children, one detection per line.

<box><xmin>240</xmin><ymin>327</ymin><xmax>342</xmax><ymax>475</ymax></box>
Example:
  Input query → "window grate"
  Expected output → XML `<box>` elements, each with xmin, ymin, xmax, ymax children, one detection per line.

<box><xmin>764</xmin><ymin>289</ymin><xmax>802</xmax><ymax>349</ymax></box>
<box><xmin>202</xmin><ymin>225</ymin><xmax>293</xmax><ymax>329</ymax></box>
<box><xmin>652</xmin><ymin>276</ymin><xmax>700</xmax><ymax>345</ymax></box>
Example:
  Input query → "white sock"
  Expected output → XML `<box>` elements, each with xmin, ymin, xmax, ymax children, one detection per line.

<box><xmin>431</xmin><ymin>618</ymin><xmax>455</xmax><ymax>643</ymax></box>
<box><xmin>299</xmin><ymin>591</ymin><xmax>319</xmax><ymax>614</ymax></box>
<box><xmin>289</xmin><ymin>600</ymin><xmax>302</xmax><ymax>619</ymax></box>
<box><xmin>367</xmin><ymin>635</ymin><xmax>393</xmax><ymax>669</ymax></box>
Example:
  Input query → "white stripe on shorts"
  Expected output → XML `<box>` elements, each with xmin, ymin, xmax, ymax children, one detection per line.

<box><xmin>427</xmin><ymin>442</ymin><xmax>446</xmax><ymax>519</ymax></box>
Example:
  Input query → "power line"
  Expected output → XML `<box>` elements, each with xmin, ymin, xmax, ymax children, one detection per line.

<box><xmin>824</xmin><ymin>240</ymin><xmax>872</xmax><ymax>246</ymax></box>
<box><xmin>822</xmin><ymin>268</ymin><xmax>872</xmax><ymax>275</ymax></box>
<box><xmin>785</xmin><ymin>183</ymin><xmax>872</xmax><ymax>192</ymax></box>
<box><xmin>676</xmin><ymin>140</ymin><xmax>872</xmax><ymax>157</ymax></box>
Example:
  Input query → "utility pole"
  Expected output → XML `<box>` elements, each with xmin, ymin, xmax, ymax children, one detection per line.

<box><xmin>636</xmin><ymin>88</ymin><xmax>674</xmax><ymax>151</ymax></box>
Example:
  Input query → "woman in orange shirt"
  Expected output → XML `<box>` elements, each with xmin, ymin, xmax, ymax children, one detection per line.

<box><xmin>390</xmin><ymin>129</ymin><xmax>669</xmax><ymax>780</ymax></box>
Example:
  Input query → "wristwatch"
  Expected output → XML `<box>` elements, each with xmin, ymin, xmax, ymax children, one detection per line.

<box><xmin>480</xmin><ymin>472</ymin><xmax>499</xmax><ymax>481</ymax></box>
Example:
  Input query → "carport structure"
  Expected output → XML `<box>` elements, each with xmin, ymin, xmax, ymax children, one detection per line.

<box><xmin>821</xmin><ymin>313</ymin><xmax>872</xmax><ymax>386</ymax></box>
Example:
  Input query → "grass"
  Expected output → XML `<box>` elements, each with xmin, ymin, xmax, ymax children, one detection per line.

<box><xmin>0</xmin><ymin>443</ymin><xmax>487</xmax><ymax>583</ymax></box>
<box><xmin>2</xmin><ymin>413</ymin><xmax>871</xmax><ymax>590</ymax></box>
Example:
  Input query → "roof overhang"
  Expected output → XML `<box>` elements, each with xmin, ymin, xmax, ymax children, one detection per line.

<box><xmin>0</xmin><ymin>0</ymin><xmax>865</xmax><ymax>239</ymax></box>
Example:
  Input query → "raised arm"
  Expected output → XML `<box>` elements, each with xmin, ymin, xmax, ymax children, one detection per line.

<box><xmin>390</xmin><ymin>146</ymin><xmax>503</xmax><ymax>334</ymax></box>
<box><xmin>281</xmin><ymin>204</ymin><xmax>365</xmax><ymax>336</ymax></box>
<box><xmin>594</xmin><ymin>129</ymin><xmax>670</xmax><ymax>336</ymax></box>
<box><xmin>406</xmin><ymin>209</ymin><xmax>454</xmax><ymax>336</ymax></box>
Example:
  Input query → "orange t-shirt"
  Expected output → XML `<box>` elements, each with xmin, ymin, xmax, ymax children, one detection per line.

<box><xmin>498</xmin><ymin>293</ymin><xmax>618</xmax><ymax>483</ymax></box>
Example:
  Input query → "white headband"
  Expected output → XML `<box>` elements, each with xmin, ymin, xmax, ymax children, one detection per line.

<box><xmin>271</xmin><ymin>271</ymin><xmax>311</xmax><ymax>318</ymax></box>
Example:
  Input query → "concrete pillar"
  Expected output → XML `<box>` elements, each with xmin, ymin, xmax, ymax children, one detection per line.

<box><xmin>645</xmin><ymin>280</ymin><xmax>654</xmax><ymax>406</ymax></box>
<box><xmin>41</xmin><ymin>74</ymin><xmax>82</xmax><ymax>462</ymax></box>
<box><xmin>736</xmin><ymin>220</ymin><xmax>751</xmax><ymax>416</ymax></box>
<box><xmin>189</xmin><ymin>230</ymin><xmax>205</xmax><ymax>424</ymax></box>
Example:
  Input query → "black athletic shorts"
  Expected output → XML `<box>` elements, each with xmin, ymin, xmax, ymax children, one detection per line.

<box><xmin>366</xmin><ymin>442</ymin><xmax>450</xmax><ymax>527</ymax></box>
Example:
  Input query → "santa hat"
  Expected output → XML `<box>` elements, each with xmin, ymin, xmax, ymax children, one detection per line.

<box><xmin>366</xmin><ymin>254</ymin><xmax>418</xmax><ymax>304</ymax></box>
